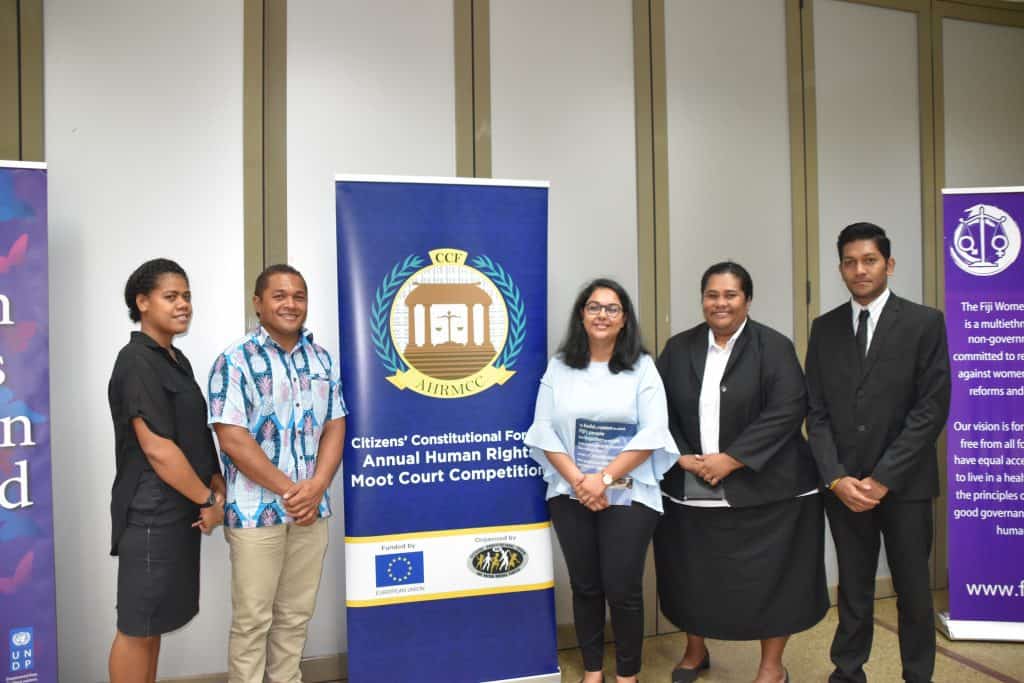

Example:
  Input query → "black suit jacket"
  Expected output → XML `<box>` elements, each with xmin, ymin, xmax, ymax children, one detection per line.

<box><xmin>657</xmin><ymin>319</ymin><xmax>818</xmax><ymax>508</ymax></box>
<box><xmin>805</xmin><ymin>293</ymin><xmax>951</xmax><ymax>500</ymax></box>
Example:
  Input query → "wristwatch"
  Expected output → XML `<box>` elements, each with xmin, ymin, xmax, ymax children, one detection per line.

<box><xmin>199</xmin><ymin>489</ymin><xmax>217</xmax><ymax>508</ymax></box>
<box><xmin>601</xmin><ymin>471</ymin><xmax>614</xmax><ymax>486</ymax></box>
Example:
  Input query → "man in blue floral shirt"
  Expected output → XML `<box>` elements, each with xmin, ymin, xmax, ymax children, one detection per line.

<box><xmin>209</xmin><ymin>264</ymin><xmax>346</xmax><ymax>683</ymax></box>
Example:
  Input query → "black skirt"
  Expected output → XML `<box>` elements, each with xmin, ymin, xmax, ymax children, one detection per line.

<box><xmin>116</xmin><ymin>520</ymin><xmax>201</xmax><ymax>637</ymax></box>
<box><xmin>653</xmin><ymin>494</ymin><xmax>828</xmax><ymax>640</ymax></box>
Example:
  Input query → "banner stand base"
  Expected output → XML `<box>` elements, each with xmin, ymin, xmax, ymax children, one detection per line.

<box><xmin>936</xmin><ymin>611</ymin><xmax>1024</xmax><ymax>641</ymax></box>
<box><xmin>482</xmin><ymin>670</ymin><xmax>561</xmax><ymax>683</ymax></box>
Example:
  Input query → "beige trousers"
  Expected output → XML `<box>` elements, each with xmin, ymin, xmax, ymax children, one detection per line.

<box><xmin>225</xmin><ymin>519</ymin><xmax>329</xmax><ymax>683</ymax></box>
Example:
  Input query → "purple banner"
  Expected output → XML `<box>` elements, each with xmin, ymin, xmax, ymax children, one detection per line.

<box><xmin>0</xmin><ymin>163</ymin><xmax>56</xmax><ymax>682</ymax></box>
<box><xmin>944</xmin><ymin>188</ymin><xmax>1024</xmax><ymax>623</ymax></box>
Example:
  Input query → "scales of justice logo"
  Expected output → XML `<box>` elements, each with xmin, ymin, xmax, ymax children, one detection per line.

<box><xmin>371</xmin><ymin>248</ymin><xmax>526</xmax><ymax>399</ymax></box>
<box><xmin>950</xmin><ymin>203</ymin><xmax>1022</xmax><ymax>277</ymax></box>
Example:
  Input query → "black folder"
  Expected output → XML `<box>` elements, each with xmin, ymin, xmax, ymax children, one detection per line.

<box><xmin>684</xmin><ymin>471</ymin><xmax>725</xmax><ymax>500</ymax></box>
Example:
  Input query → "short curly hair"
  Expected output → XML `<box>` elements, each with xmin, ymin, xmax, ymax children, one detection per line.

<box><xmin>124</xmin><ymin>258</ymin><xmax>188</xmax><ymax>323</ymax></box>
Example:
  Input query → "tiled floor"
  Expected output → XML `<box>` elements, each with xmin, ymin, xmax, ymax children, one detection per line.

<box><xmin>322</xmin><ymin>593</ymin><xmax>1022</xmax><ymax>682</ymax></box>
<box><xmin>556</xmin><ymin>594</ymin><xmax>1024</xmax><ymax>682</ymax></box>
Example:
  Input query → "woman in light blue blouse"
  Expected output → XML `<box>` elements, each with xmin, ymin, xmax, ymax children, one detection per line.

<box><xmin>525</xmin><ymin>278</ymin><xmax>677</xmax><ymax>683</ymax></box>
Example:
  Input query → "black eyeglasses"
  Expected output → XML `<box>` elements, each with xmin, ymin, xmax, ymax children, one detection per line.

<box><xmin>584</xmin><ymin>302</ymin><xmax>623</xmax><ymax>318</ymax></box>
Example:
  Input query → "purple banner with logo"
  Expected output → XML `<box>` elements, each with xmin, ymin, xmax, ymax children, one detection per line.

<box><xmin>0</xmin><ymin>162</ymin><xmax>56</xmax><ymax>682</ymax></box>
<box><xmin>944</xmin><ymin>187</ymin><xmax>1024</xmax><ymax>626</ymax></box>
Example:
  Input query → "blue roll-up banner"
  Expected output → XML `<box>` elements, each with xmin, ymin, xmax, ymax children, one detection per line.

<box><xmin>335</xmin><ymin>176</ymin><xmax>559</xmax><ymax>682</ymax></box>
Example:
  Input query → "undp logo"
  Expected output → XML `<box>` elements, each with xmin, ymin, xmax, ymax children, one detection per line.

<box><xmin>8</xmin><ymin>627</ymin><xmax>33</xmax><ymax>673</ymax></box>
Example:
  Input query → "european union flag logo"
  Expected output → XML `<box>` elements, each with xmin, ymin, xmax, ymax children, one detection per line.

<box><xmin>374</xmin><ymin>551</ymin><xmax>424</xmax><ymax>587</ymax></box>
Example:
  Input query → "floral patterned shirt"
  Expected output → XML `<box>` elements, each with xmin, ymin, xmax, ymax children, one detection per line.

<box><xmin>208</xmin><ymin>326</ymin><xmax>347</xmax><ymax>528</ymax></box>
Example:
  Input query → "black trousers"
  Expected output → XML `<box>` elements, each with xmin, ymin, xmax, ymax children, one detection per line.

<box><xmin>825</xmin><ymin>495</ymin><xmax>935</xmax><ymax>683</ymax></box>
<box><xmin>548</xmin><ymin>495</ymin><xmax>659</xmax><ymax>677</ymax></box>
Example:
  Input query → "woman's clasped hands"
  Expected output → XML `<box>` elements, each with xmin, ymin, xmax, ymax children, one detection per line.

<box><xmin>679</xmin><ymin>452</ymin><xmax>743</xmax><ymax>487</ymax></box>
<box><xmin>573</xmin><ymin>472</ymin><xmax>610</xmax><ymax>511</ymax></box>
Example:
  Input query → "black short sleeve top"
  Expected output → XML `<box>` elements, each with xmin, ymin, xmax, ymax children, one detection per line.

<box><xmin>107</xmin><ymin>331</ymin><xmax>218</xmax><ymax>554</ymax></box>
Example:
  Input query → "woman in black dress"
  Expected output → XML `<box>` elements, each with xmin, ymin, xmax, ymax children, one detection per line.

<box><xmin>107</xmin><ymin>259</ymin><xmax>224</xmax><ymax>683</ymax></box>
<box><xmin>653</xmin><ymin>262</ymin><xmax>828</xmax><ymax>683</ymax></box>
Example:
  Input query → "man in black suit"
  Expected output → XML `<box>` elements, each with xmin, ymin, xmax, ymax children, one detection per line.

<box><xmin>806</xmin><ymin>223</ymin><xmax>950</xmax><ymax>683</ymax></box>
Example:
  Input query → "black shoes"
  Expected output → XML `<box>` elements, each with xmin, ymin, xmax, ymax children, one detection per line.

<box><xmin>670</xmin><ymin>650</ymin><xmax>710</xmax><ymax>683</ymax></box>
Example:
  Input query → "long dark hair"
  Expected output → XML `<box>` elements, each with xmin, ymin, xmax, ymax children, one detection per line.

<box><xmin>557</xmin><ymin>278</ymin><xmax>647</xmax><ymax>374</ymax></box>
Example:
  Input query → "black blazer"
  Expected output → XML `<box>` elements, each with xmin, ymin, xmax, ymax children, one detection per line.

<box><xmin>805</xmin><ymin>293</ymin><xmax>951</xmax><ymax>500</ymax></box>
<box><xmin>657</xmin><ymin>319</ymin><xmax>818</xmax><ymax>508</ymax></box>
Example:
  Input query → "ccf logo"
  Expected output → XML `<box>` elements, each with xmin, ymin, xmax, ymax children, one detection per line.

<box><xmin>371</xmin><ymin>248</ymin><xmax>526</xmax><ymax>399</ymax></box>
<box><xmin>8</xmin><ymin>628</ymin><xmax>32</xmax><ymax>673</ymax></box>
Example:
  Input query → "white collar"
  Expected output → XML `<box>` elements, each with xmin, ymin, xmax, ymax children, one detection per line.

<box><xmin>707</xmin><ymin>317</ymin><xmax>748</xmax><ymax>352</ymax></box>
<box><xmin>851</xmin><ymin>288</ymin><xmax>890</xmax><ymax>320</ymax></box>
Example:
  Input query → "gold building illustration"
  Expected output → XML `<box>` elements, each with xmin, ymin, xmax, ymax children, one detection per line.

<box><xmin>402</xmin><ymin>282</ymin><xmax>497</xmax><ymax>379</ymax></box>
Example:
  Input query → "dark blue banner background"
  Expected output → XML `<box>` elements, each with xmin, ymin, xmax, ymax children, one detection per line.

<box><xmin>336</xmin><ymin>178</ymin><xmax>557</xmax><ymax>682</ymax></box>
<box><xmin>336</xmin><ymin>180</ymin><xmax>550</xmax><ymax>535</ymax></box>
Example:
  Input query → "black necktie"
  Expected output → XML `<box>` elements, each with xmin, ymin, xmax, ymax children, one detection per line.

<box><xmin>856</xmin><ymin>308</ymin><xmax>869</xmax><ymax>360</ymax></box>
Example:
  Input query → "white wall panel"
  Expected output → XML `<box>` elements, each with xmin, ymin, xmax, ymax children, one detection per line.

<box><xmin>665</xmin><ymin>0</ymin><xmax>795</xmax><ymax>338</ymax></box>
<box><xmin>287</xmin><ymin>0</ymin><xmax>457</xmax><ymax>656</ymax></box>
<box><xmin>814</xmin><ymin>0</ymin><xmax>925</xmax><ymax>585</ymax></box>
<box><xmin>491</xmin><ymin>0</ymin><xmax>638</xmax><ymax>356</ymax></box>
<box><xmin>815</xmin><ymin>0</ymin><xmax>923</xmax><ymax>315</ymax></box>
<box><xmin>45</xmin><ymin>1</ymin><xmax>244</xmax><ymax>679</ymax></box>
<box><xmin>943</xmin><ymin>19</ymin><xmax>1024</xmax><ymax>188</ymax></box>
<box><xmin>490</xmin><ymin>0</ymin><xmax>638</xmax><ymax>629</ymax></box>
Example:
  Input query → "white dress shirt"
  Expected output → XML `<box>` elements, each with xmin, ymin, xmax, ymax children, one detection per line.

<box><xmin>850</xmin><ymin>288</ymin><xmax>890</xmax><ymax>354</ymax></box>
<box><xmin>698</xmin><ymin>320</ymin><xmax>747</xmax><ymax>457</ymax></box>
